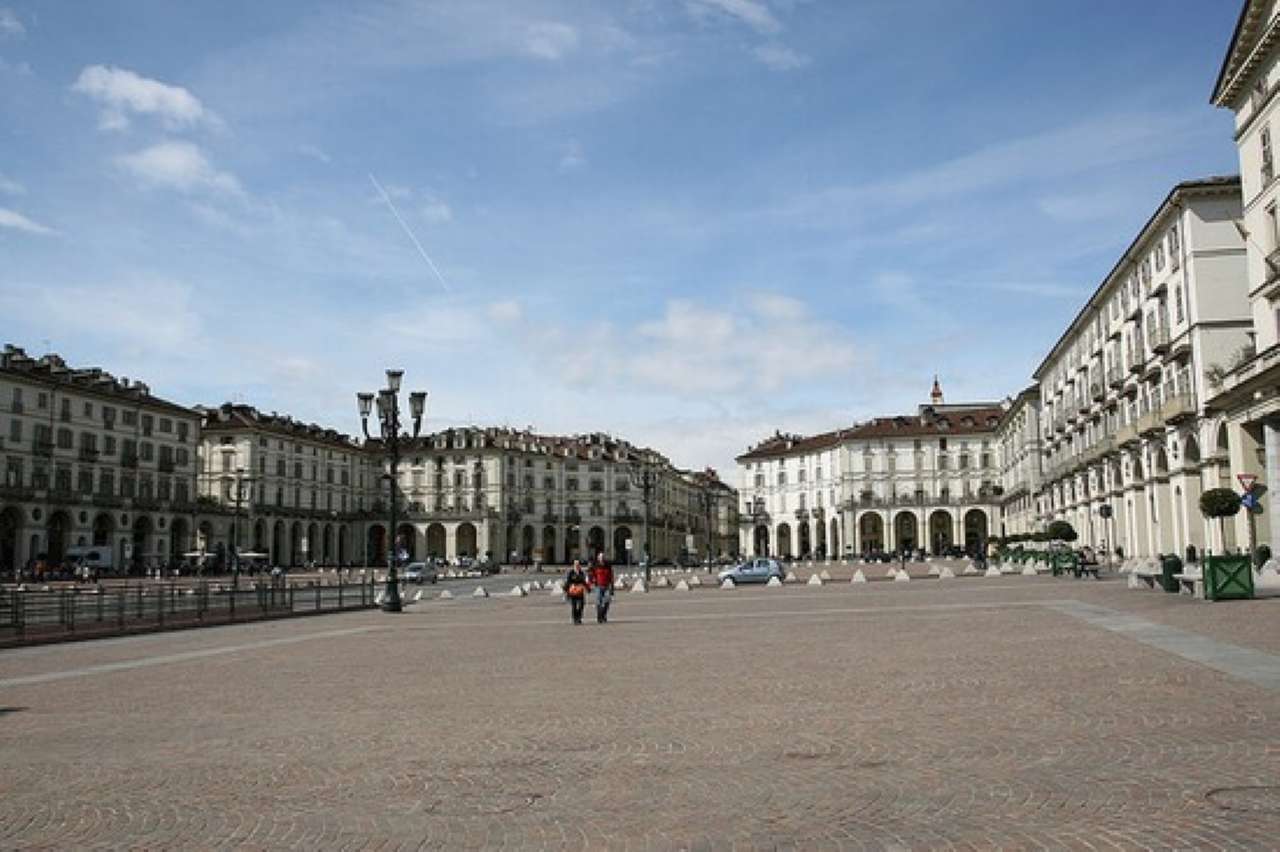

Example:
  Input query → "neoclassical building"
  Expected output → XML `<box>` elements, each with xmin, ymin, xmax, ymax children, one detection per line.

<box><xmin>737</xmin><ymin>382</ymin><xmax>1002</xmax><ymax>558</ymax></box>
<box><xmin>379</xmin><ymin>427</ymin><xmax>736</xmax><ymax>566</ymax></box>
<box><xmin>1034</xmin><ymin>177</ymin><xmax>1250</xmax><ymax>558</ymax></box>
<box><xmin>994</xmin><ymin>386</ymin><xmax>1042</xmax><ymax>538</ymax></box>
<box><xmin>196</xmin><ymin>404</ymin><xmax>376</xmax><ymax>567</ymax></box>
<box><xmin>0</xmin><ymin>345</ymin><xmax>202</xmax><ymax>573</ymax></box>
<box><xmin>1209</xmin><ymin>0</ymin><xmax>1280</xmax><ymax>555</ymax></box>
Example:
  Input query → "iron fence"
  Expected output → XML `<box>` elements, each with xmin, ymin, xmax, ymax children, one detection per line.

<box><xmin>0</xmin><ymin>578</ymin><xmax>380</xmax><ymax>648</ymax></box>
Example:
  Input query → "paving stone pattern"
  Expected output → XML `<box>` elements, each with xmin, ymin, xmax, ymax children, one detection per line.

<box><xmin>2</xmin><ymin>577</ymin><xmax>1280</xmax><ymax>849</ymax></box>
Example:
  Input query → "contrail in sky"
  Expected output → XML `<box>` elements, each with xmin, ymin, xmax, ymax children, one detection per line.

<box><xmin>368</xmin><ymin>172</ymin><xmax>450</xmax><ymax>292</ymax></box>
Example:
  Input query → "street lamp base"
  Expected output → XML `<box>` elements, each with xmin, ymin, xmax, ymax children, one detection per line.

<box><xmin>381</xmin><ymin>578</ymin><xmax>403</xmax><ymax>613</ymax></box>
<box><xmin>381</xmin><ymin>598</ymin><xmax>403</xmax><ymax>613</ymax></box>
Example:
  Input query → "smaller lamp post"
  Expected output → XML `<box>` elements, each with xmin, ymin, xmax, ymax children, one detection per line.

<box><xmin>225</xmin><ymin>467</ymin><xmax>255</xmax><ymax>590</ymax></box>
<box><xmin>358</xmin><ymin>371</ymin><xmax>427</xmax><ymax>613</ymax></box>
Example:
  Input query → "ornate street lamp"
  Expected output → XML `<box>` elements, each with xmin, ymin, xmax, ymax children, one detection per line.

<box><xmin>358</xmin><ymin>371</ymin><xmax>427</xmax><ymax>613</ymax></box>
<box><xmin>225</xmin><ymin>467</ymin><xmax>256</xmax><ymax>590</ymax></box>
<box><xmin>628</xmin><ymin>459</ymin><xmax>659</xmax><ymax>585</ymax></box>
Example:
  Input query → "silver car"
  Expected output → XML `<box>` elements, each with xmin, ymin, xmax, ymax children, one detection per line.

<box><xmin>403</xmin><ymin>562</ymin><xmax>438</xmax><ymax>584</ymax></box>
<box><xmin>718</xmin><ymin>557</ymin><xmax>784</xmax><ymax>585</ymax></box>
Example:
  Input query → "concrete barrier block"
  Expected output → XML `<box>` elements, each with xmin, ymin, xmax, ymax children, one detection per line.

<box><xmin>1021</xmin><ymin>565</ymin><xmax>1037</xmax><ymax>576</ymax></box>
<box><xmin>720</xmin><ymin>577</ymin><xmax>736</xmax><ymax>589</ymax></box>
<box><xmin>630</xmin><ymin>579</ymin><xmax>647</xmax><ymax>593</ymax></box>
<box><xmin>613</xmin><ymin>578</ymin><xmax>627</xmax><ymax>590</ymax></box>
<box><xmin>655</xmin><ymin>576</ymin><xmax>671</xmax><ymax>588</ymax></box>
<box><xmin>688</xmin><ymin>576</ymin><xmax>703</xmax><ymax>587</ymax></box>
<box><xmin>851</xmin><ymin>569</ymin><xmax>867</xmax><ymax>583</ymax></box>
<box><xmin>674</xmin><ymin>579</ymin><xmax>691</xmax><ymax>591</ymax></box>
<box><xmin>473</xmin><ymin>586</ymin><xmax>489</xmax><ymax>598</ymax></box>
<box><xmin>785</xmin><ymin>571</ymin><xmax>800</xmax><ymax>583</ymax></box>
<box><xmin>938</xmin><ymin>566</ymin><xmax>955</xmax><ymax>579</ymax></box>
<box><xmin>510</xmin><ymin>585</ymin><xmax>527</xmax><ymax>597</ymax></box>
<box><xmin>766</xmin><ymin>576</ymin><xmax>782</xmax><ymax>587</ymax></box>
<box><xmin>438</xmin><ymin>590</ymin><xmax>453</xmax><ymax>600</ymax></box>
<box><xmin>962</xmin><ymin>564</ymin><xmax>978</xmax><ymax>576</ymax></box>
<box><xmin>819</xmin><ymin>570</ymin><xmax>832</xmax><ymax>581</ymax></box>
<box><xmin>894</xmin><ymin>570</ymin><xmax>910</xmax><ymax>582</ymax></box>
<box><xmin>807</xmin><ymin>574</ymin><xmax>823</xmax><ymax>586</ymax></box>
<box><xmin>984</xmin><ymin>566</ymin><xmax>1001</xmax><ymax>578</ymax></box>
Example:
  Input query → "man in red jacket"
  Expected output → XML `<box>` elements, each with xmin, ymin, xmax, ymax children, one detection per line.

<box><xmin>590</xmin><ymin>552</ymin><xmax>614</xmax><ymax>623</ymax></box>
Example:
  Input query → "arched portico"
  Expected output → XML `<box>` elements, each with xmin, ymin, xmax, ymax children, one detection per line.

<box><xmin>587</xmin><ymin>526</ymin><xmax>605</xmax><ymax>559</ymax></box>
<box><xmin>776</xmin><ymin>523</ymin><xmax>792</xmax><ymax>558</ymax></box>
<box><xmin>928</xmin><ymin>510</ymin><xmax>953</xmax><ymax>554</ymax></box>
<box><xmin>613</xmin><ymin>526</ymin><xmax>632</xmax><ymax>564</ymax></box>
<box><xmin>426</xmin><ymin>523</ymin><xmax>446</xmax><ymax>559</ymax></box>
<box><xmin>798</xmin><ymin>522</ymin><xmax>811</xmax><ymax>557</ymax></box>
<box><xmin>0</xmin><ymin>506</ymin><xmax>20</xmax><ymax>574</ymax></box>
<box><xmin>963</xmin><ymin>509</ymin><xmax>988</xmax><ymax>554</ymax></box>
<box><xmin>858</xmin><ymin>513</ymin><xmax>884</xmax><ymax>552</ymax></box>
<box><xmin>457</xmin><ymin>522</ymin><xmax>478</xmax><ymax>559</ymax></box>
<box><xmin>754</xmin><ymin>524</ymin><xmax>770</xmax><ymax>556</ymax></box>
<box><xmin>892</xmin><ymin>512</ymin><xmax>918</xmax><ymax>552</ymax></box>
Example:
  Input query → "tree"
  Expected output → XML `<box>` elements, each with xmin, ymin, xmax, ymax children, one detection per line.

<box><xmin>1199</xmin><ymin>488</ymin><xmax>1241</xmax><ymax>554</ymax></box>
<box><xmin>1046</xmin><ymin>520</ymin><xmax>1077</xmax><ymax>542</ymax></box>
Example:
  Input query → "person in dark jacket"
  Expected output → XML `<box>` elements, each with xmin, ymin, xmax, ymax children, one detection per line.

<box><xmin>590</xmin><ymin>552</ymin><xmax>614</xmax><ymax>623</ymax></box>
<box><xmin>564</xmin><ymin>560</ymin><xmax>588</xmax><ymax>624</ymax></box>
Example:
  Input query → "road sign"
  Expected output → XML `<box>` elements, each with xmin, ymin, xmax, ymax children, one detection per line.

<box><xmin>625</xmin><ymin>538</ymin><xmax>633</xmax><ymax>551</ymax></box>
<box><xmin>1242</xmin><ymin>491</ymin><xmax>1260</xmax><ymax>510</ymax></box>
<box><xmin>1238</xmin><ymin>473</ymin><xmax>1258</xmax><ymax>491</ymax></box>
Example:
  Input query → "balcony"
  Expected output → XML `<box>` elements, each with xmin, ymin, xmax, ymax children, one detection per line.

<box><xmin>1116</xmin><ymin>421</ymin><xmax>1140</xmax><ymax>447</ymax></box>
<box><xmin>10</xmin><ymin>400</ymin><xmax>22</xmax><ymax>414</ymax></box>
<box><xmin>1106</xmin><ymin>366</ymin><xmax>1124</xmax><ymax>388</ymax></box>
<box><xmin>1148</xmin><ymin>325</ymin><xmax>1170</xmax><ymax>353</ymax></box>
<box><xmin>1089</xmin><ymin>382</ymin><xmax>1104</xmax><ymax>402</ymax></box>
<box><xmin>1127</xmin><ymin>356</ymin><xmax>1143</xmax><ymax>374</ymax></box>
<box><xmin>794</xmin><ymin>508</ymin><xmax>810</xmax><ymax>520</ymax></box>
<box><xmin>78</xmin><ymin>447</ymin><xmax>99</xmax><ymax>463</ymax></box>
<box><xmin>1161</xmin><ymin>391</ymin><xmax>1196</xmax><ymax>423</ymax></box>
<box><xmin>0</xmin><ymin>482</ymin><xmax>34</xmax><ymax>500</ymax></box>
<box><xmin>33</xmin><ymin>440</ymin><xmax>54</xmax><ymax>457</ymax></box>
<box><xmin>121</xmin><ymin>453</ymin><xmax>139</xmax><ymax>468</ymax></box>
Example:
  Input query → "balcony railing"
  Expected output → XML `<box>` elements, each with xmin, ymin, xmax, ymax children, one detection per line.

<box><xmin>78</xmin><ymin>447</ymin><xmax>99</xmax><ymax>463</ymax></box>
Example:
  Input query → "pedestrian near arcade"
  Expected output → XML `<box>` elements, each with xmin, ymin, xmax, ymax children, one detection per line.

<box><xmin>565</xmin><ymin>560</ymin><xmax>588</xmax><ymax>625</ymax></box>
<box><xmin>591</xmin><ymin>552</ymin><xmax>614</xmax><ymax>623</ymax></box>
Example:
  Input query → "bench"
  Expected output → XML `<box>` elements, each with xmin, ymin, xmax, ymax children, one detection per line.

<box><xmin>1174</xmin><ymin>571</ymin><xmax>1204</xmax><ymax>598</ymax></box>
<box><xmin>1133</xmin><ymin>566</ymin><xmax>1160</xmax><ymax>590</ymax></box>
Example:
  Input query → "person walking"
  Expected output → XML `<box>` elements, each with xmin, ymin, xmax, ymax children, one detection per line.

<box><xmin>590</xmin><ymin>552</ymin><xmax>614</xmax><ymax>624</ymax></box>
<box><xmin>565</xmin><ymin>560</ymin><xmax>588</xmax><ymax>625</ymax></box>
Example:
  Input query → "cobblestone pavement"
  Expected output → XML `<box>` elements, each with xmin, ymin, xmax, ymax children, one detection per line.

<box><xmin>2</xmin><ymin>575</ymin><xmax>1280</xmax><ymax>849</ymax></box>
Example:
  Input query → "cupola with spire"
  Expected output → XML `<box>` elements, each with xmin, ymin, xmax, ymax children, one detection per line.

<box><xmin>930</xmin><ymin>375</ymin><xmax>944</xmax><ymax>405</ymax></box>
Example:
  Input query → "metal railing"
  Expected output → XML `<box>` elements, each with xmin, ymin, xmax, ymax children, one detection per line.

<box><xmin>0</xmin><ymin>578</ymin><xmax>380</xmax><ymax>647</ymax></box>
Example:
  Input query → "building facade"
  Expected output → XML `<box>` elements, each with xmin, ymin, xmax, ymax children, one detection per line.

<box><xmin>994</xmin><ymin>386</ymin><xmax>1042</xmax><ymax>538</ymax></box>
<box><xmin>1033</xmin><ymin>178</ymin><xmax>1250</xmax><ymax>559</ymax></box>
<box><xmin>196</xmin><ymin>404</ymin><xmax>375</xmax><ymax>568</ymax></box>
<box><xmin>1210</xmin><ymin>0</ymin><xmax>1280</xmax><ymax>556</ymax></box>
<box><xmin>0</xmin><ymin>345</ymin><xmax>202</xmax><ymax>573</ymax></box>
<box><xmin>736</xmin><ymin>382</ymin><xmax>1002</xmax><ymax>559</ymax></box>
<box><xmin>380</xmin><ymin>427</ymin><xmax>737</xmax><ymax>566</ymax></box>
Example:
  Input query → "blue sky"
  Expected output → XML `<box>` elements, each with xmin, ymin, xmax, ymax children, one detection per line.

<box><xmin>0</xmin><ymin>0</ymin><xmax>1244</xmax><ymax>477</ymax></box>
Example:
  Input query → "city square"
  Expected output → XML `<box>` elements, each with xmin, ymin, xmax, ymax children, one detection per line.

<box><xmin>3</xmin><ymin>573</ymin><xmax>1280</xmax><ymax>849</ymax></box>
<box><xmin>8</xmin><ymin>0</ymin><xmax>1280</xmax><ymax>848</ymax></box>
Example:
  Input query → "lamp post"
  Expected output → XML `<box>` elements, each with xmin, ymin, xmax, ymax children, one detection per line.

<box><xmin>358</xmin><ymin>370</ymin><xmax>427</xmax><ymax>614</ymax></box>
<box><xmin>226</xmin><ymin>467</ymin><xmax>255</xmax><ymax>590</ymax></box>
<box><xmin>628</xmin><ymin>459</ymin><xmax>659</xmax><ymax>585</ymax></box>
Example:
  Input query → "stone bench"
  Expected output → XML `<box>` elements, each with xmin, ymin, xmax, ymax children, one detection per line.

<box><xmin>1132</xmin><ymin>566</ymin><xmax>1161</xmax><ymax>590</ymax></box>
<box><xmin>1174</xmin><ymin>571</ymin><xmax>1204</xmax><ymax>598</ymax></box>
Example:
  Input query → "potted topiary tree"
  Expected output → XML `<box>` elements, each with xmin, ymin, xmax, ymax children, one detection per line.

<box><xmin>1199</xmin><ymin>488</ymin><xmax>1241</xmax><ymax>554</ymax></box>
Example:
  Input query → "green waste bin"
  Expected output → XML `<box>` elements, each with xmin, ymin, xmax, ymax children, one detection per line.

<box><xmin>1159</xmin><ymin>554</ymin><xmax>1182</xmax><ymax>593</ymax></box>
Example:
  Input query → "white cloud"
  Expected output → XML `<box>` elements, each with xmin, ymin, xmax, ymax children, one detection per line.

<box><xmin>0</xmin><ymin>207</ymin><xmax>54</xmax><ymax>235</ymax></box>
<box><xmin>686</xmin><ymin>0</ymin><xmax>781</xmax><ymax>35</ymax></box>
<box><xmin>72</xmin><ymin>65</ymin><xmax>217</xmax><ymax>132</ymax></box>
<box><xmin>0</xmin><ymin>172</ymin><xmax>24</xmax><ymax>195</ymax></box>
<box><xmin>524</xmin><ymin>21</ymin><xmax>579</xmax><ymax>60</ymax></box>
<box><xmin>421</xmin><ymin>196</ymin><xmax>453</xmax><ymax>224</ymax></box>
<box><xmin>752</xmin><ymin>43</ymin><xmax>809</xmax><ymax>70</ymax></box>
<box><xmin>0</xmin><ymin>7</ymin><xmax>24</xmax><ymax>38</ymax></box>
<box><xmin>298</xmin><ymin>144</ymin><xmax>332</xmax><ymax>164</ymax></box>
<box><xmin>559</xmin><ymin>139</ymin><xmax>586</xmax><ymax>172</ymax></box>
<box><xmin>0</xmin><ymin>279</ymin><xmax>204</xmax><ymax>354</ymax></box>
<box><xmin>117</xmin><ymin>140</ymin><xmax>242</xmax><ymax>195</ymax></box>
<box><xmin>487</xmin><ymin>300</ymin><xmax>522</xmax><ymax>323</ymax></box>
<box><xmin>548</xmin><ymin>294</ymin><xmax>859</xmax><ymax>396</ymax></box>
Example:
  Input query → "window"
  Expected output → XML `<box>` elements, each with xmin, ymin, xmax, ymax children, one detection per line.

<box><xmin>8</xmin><ymin>419</ymin><xmax>19</xmax><ymax>442</ymax></box>
<box><xmin>102</xmin><ymin>406</ymin><xmax>115</xmax><ymax>430</ymax></box>
<box><xmin>1264</xmin><ymin>126</ymin><xmax>1274</xmax><ymax>184</ymax></box>
<box><xmin>159</xmin><ymin>417</ymin><xmax>172</xmax><ymax>433</ymax></box>
<box><xmin>141</xmin><ymin>414</ymin><xmax>153</xmax><ymax>436</ymax></box>
<box><xmin>78</xmin><ymin>468</ymin><xmax>93</xmax><ymax>493</ymax></box>
<box><xmin>140</xmin><ymin>442</ymin><xmax>154</xmax><ymax>462</ymax></box>
<box><xmin>83</xmin><ymin>401</ymin><xmax>93</xmax><ymax>418</ymax></box>
<box><xmin>10</xmin><ymin>387</ymin><xmax>21</xmax><ymax>412</ymax></box>
<box><xmin>1175</xmin><ymin>284</ymin><xmax>1185</xmax><ymax>324</ymax></box>
<box><xmin>57</xmin><ymin>427</ymin><xmax>72</xmax><ymax>449</ymax></box>
<box><xmin>37</xmin><ymin>392</ymin><xmax>47</xmax><ymax>410</ymax></box>
<box><xmin>99</xmin><ymin>469</ymin><xmax>113</xmax><ymax>496</ymax></box>
<box><xmin>777</xmin><ymin>471</ymin><xmax>787</xmax><ymax>486</ymax></box>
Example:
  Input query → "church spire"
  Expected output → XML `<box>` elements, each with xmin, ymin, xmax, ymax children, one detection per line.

<box><xmin>930</xmin><ymin>375</ymin><xmax>943</xmax><ymax>405</ymax></box>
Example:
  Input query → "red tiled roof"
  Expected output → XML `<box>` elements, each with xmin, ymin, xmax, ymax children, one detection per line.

<box><xmin>737</xmin><ymin>406</ymin><xmax>1003</xmax><ymax>461</ymax></box>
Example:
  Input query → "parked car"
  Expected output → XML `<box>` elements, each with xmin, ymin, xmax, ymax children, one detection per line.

<box><xmin>718</xmin><ymin>557</ymin><xmax>785</xmax><ymax>585</ymax></box>
<box><xmin>403</xmin><ymin>562</ymin><xmax>438</xmax><ymax>584</ymax></box>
